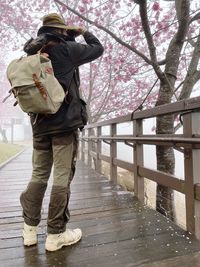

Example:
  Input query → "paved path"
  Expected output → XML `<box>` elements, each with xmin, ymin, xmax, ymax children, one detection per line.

<box><xmin>0</xmin><ymin>148</ymin><xmax>200</xmax><ymax>267</ymax></box>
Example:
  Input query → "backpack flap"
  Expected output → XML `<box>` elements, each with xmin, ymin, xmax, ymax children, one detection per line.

<box><xmin>6</xmin><ymin>54</ymin><xmax>65</xmax><ymax>114</ymax></box>
<box><xmin>7</xmin><ymin>54</ymin><xmax>42</xmax><ymax>88</ymax></box>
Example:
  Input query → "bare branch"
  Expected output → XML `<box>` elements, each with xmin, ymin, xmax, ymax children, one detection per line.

<box><xmin>196</xmin><ymin>70</ymin><xmax>200</xmax><ymax>81</ymax></box>
<box><xmin>179</xmin><ymin>29</ymin><xmax>200</xmax><ymax>100</ymax></box>
<box><xmin>190</xmin><ymin>11</ymin><xmax>200</xmax><ymax>24</ymax></box>
<box><xmin>133</xmin><ymin>0</ymin><xmax>141</xmax><ymax>4</ymax></box>
<box><xmin>174</xmin><ymin>122</ymin><xmax>182</xmax><ymax>132</ymax></box>
<box><xmin>158</xmin><ymin>59</ymin><xmax>166</xmax><ymax>65</ymax></box>
<box><xmin>174</xmin><ymin>81</ymin><xmax>184</xmax><ymax>93</ymax></box>
<box><xmin>138</xmin><ymin>0</ymin><xmax>164</xmax><ymax>80</ymax></box>
<box><xmin>185</xmin><ymin>35</ymin><xmax>197</xmax><ymax>47</ymax></box>
<box><xmin>163</xmin><ymin>1</ymin><xmax>190</xmax><ymax>86</ymax></box>
<box><xmin>175</xmin><ymin>0</ymin><xmax>190</xmax><ymax>42</ymax></box>
<box><xmin>138</xmin><ymin>1</ymin><xmax>158</xmax><ymax>64</ymax></box>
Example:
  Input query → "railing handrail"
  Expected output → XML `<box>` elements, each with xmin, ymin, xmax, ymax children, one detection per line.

<box><xmin>80</xmin><ymin>98</ymin><xmax>200</xmax><ymax>239</ymax></box>
<box><xmin>85</xmin><ymin>96</ymin><xmax>200</xmax><ymax>128</ymax></box>
<box><xmin>82</xmin><ymin>135</ymin><xmax>200</xmax><ymax>145</ymax></box>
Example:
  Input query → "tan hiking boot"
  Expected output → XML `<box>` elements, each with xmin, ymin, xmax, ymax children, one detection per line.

<box><xmin>45</xmin><ymin>228</ymin><xmax>82</xmax><ymax>252</ymax></box>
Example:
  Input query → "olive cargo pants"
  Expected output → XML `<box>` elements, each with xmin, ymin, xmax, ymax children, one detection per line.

<box><xmin>20</xmin><ymin>131</ymin><xmax>78</xmax><ymax>234</ymax></box>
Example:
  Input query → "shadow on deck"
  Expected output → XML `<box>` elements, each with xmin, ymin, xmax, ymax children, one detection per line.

<box><xmin>1</xmin><ymin>148</ymin><xmax>200</xmax><ymax>267</ymax></box>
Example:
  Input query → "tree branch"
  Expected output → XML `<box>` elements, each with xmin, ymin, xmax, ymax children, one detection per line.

<box><xmin>138</xmin><ymin>0</ymin><xmax>164</xmax><ymax>80</ymax></box>
<box><xmin>54</xmin><ymin>0</ymin><xmax>153</xmax><ymax>65</ymax></box>
<box><xmin>174</xmin><ymin>122</ymin><xmax>182</xmax><ymax>132</ymax></box>
<box><xmin>158</xmin><ymin>59</ymin><xmax>166</xmax><ymax>65</ymax></box>
<box><xmin>175</xmin><ymin>0</ymin><xmax>190</xmax><ymax>42</ymax></box>
<box><xmin>195</xmin><ymin>70</ymin><xmax>200</xmax><ymax>81</ymax></box>
<box><xmin>178</xmin><ymin>29</ymin><xmax>200</xmax><ymax>100</ymax></box>
<box><xmin>190</xmin><ymin>11</ymin><xmax>200</xmax><ymax>24</ymax></box>
<box><xmin>138</xmin><ymin>1</ymin><xmax>158</xmax><ymax>64</ymax></box>
<box><xmin>161</xmin><ymin>0</ymin><xmax>190</xmax><ymax>99</ymax></box>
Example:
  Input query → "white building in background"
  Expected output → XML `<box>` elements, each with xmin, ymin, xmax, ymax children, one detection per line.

<box><xmin>0</xmin><ymin>113</ymin><xmax>32</xmax><ymax>142</ymax></box>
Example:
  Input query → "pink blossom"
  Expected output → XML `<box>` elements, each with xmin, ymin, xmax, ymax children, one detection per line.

<box><xmin>95</xmin><ymin>10</ymin><xmax>101</xmax><ymax>17</ymax></box>
<box><xmin>61</xmin><ymin>6</ymin><xmax>67</xmax><ymax>12</ymax></box>
<box><xmin>152</xmin><ymin>2</ymin><xmax>160</xmax><ymax>11</ymax></box>
<box><xmin>79</xmin><ymin>6</ymin><xmax>85</xmax><ymax>13</ymax></box>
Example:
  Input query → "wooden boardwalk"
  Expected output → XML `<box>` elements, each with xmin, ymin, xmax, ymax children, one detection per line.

<box><xmin>1</xmin><ymin>148</ymin><xmax>200</xmax><ymax>267</ymax></box>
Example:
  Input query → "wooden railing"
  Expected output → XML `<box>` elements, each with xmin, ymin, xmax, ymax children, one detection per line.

<box><xmin>79</xmin><ymin>96</ymin><xmax>200</xmax><ymax>239</ymax></box>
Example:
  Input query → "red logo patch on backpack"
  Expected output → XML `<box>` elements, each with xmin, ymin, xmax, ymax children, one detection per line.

<box><xmin>45</xmin><ymin>67</ymin><xmax>53</xmax><ymax>74</ymax></box>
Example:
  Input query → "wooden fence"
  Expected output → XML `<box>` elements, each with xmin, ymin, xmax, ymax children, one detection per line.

<box><xmin>79</xmin><ymin>96</ymin><xmax>200</xmax><ymax>239</ymax></box>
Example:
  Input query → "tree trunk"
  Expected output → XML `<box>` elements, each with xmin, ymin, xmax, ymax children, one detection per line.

<box><xmin>156</xmin><ymin>82</ymin><xmax>175</xmax><ymax>220</ymax></box>
<box><xmin>156</xmin><ymin>133</ymin><xmax>175</xmax><ymax>220</ymax></box>
<box><xmin>154</xmin><ymin>0</ymin><xmax>190</xmax><ymax>219</ymax></box>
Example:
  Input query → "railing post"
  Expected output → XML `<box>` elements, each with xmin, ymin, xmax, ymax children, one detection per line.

<box><xmin>133</xmin><ymin>119</ymin><xmax>144</xmax><ymax>203</ymax></box>
<box><xmin>183</xmin><ymin>112</ymin><xmax>200</xmax><ymax>237</ymax></box>
<box><xmin>96</xmin><ymin>126</ymin><xmax>102</xmax><ymax>173</ymax></box>
<box><xmin>88</xmin><ymin>128</ymin><xmax>92</xmax><ymax>168</ymax></box>
<box><xmin>110</xmin><ymin>123</ymin><xmax>117</xmax><ymax>183</ymax></box>
<box><xmin>81</xmin><ymin>129</ymin><xmax>85</xmax><ymax>163</ymax></box>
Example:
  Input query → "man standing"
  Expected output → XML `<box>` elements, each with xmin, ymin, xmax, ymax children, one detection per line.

<box><xmin>20</xmin><ymin>13</ymin><xmax>104</xmax><ymax>252</ymax></box>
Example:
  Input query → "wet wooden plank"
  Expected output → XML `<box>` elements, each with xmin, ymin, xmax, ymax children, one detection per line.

<box><xmin>1</xmin><ymin>231</ymin><xmax>200</xmax><ymax>267</ymax></box>
<box><xmin>136</xmin><ymin>251</ymin><xmax>200</xmax><ymax>267</ymax></box>
<box><xmin>0</xmin><ymin>148</ymin><xmax>200</xmax><ymax>267</ymax></box>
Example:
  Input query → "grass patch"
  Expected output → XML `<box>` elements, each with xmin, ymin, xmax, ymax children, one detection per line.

<box><xmin>0</xmin><ymin>142</ymin><xmax>24</xmax><ymax>164</ymax></box>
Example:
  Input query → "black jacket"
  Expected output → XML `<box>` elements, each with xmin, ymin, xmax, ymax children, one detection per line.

<box><xmin>26</xmin><ymin>31</ymin><xmax>104</xmax><ymax>137</ymax></box>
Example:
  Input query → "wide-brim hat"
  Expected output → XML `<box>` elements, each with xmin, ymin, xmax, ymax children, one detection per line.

<box><xmin>40</xmin><ymin>13</ymin><xmax>69</xmax><ymax>30</ymax></box>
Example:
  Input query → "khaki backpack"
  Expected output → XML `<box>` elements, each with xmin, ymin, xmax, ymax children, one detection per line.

<box><xmin>6</xmin><ymin>53</ymin><xmax>65</xmax><ymax>114</ymax></box>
